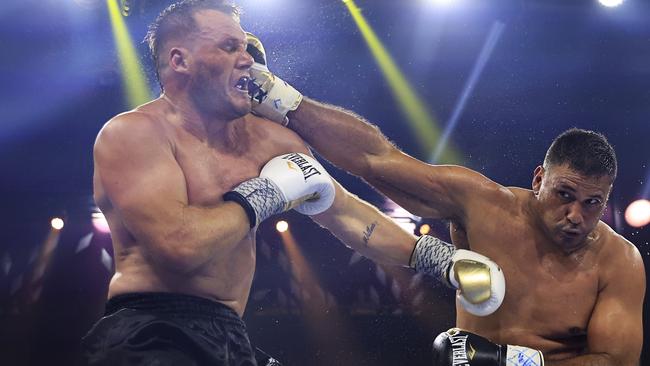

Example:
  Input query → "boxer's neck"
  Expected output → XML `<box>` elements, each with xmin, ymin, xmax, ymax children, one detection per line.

<box><xmin>161</xmin><ymin>92</ymin><xmax>233</xmax><ymax>143</ymax></box>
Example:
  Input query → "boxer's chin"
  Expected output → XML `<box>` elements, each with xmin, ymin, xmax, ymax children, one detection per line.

<box><xmin>232</xmin><ymin>97</ymin><xmax>252</xmax><ymax>118</ymax></box>
<box><xmin>556</xmin><ymin>231</ymin><xmax>588</xmax><ymax>252</ymax></box>
<box><xmin>228</xmin><ymin>88</ymin><xmax>252</xmax><ymax>116</ymax></box>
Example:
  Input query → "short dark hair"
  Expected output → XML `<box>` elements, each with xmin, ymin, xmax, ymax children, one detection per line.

<box><xmin>544</xmin><ymin>128</ymin><xmax>617</xmax><ymax>180</ymax></box>
<box><xmin>144</xmin><ymin>0</ymin><xmax>240</xmax><ymax>88</ymax></box>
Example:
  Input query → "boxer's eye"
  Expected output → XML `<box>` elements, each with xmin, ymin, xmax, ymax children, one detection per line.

<box><xmin>585</xmin><ymin>198</ymin><xmax>602</xmax><ymax>206</ymax></box>
<box><xmin>223</xmin><ymin>39</ymin><xmax>238</xmax><ymax>53</ymax></box>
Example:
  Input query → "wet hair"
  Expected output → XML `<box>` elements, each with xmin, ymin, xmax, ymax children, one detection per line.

<box><xmin>543</xmin><ymin>128</ymin><xmax>617</xmax><ymax>180</ymax></box>
<box><xmin>144</xmin><ymin>0</ymin><xmax>241</xmax><ymax>89</ymax></box>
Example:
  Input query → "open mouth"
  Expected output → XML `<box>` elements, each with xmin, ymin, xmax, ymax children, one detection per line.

<box><xmin>234</xmin><ymin>76</ymin><xmax>250</xmax><ymax>92</ymax></box>
<box><xmin>561</xmin><ymin>230</ymin><xmax>581</xmax><ymax>238</ymax></box>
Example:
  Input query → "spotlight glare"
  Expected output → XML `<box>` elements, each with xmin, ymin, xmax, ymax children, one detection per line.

<box><xmin>393</xmin><ymin>218</ymin><xmax>416</xmax><ymax>234</ymax></box>
<box><xmin>51</xmin><ymin>217</ymin><xmax>64</xmax><ymax>230</ymax></box>
<box><xmin>625</xmin><ymin>199</ymin><xmax>650</xmax><ymax>228</ymax></box>
<box><xmin>599</xmin><ymin>0</ymin><xmax>623</xmax><ymax>7</ymax></box>
<box><xmin>430</xmin><ymin>0</ymin><xmax>455</xmax><ymax>5</ymax></box>
<box><xmin>276</xmin><ymin>220</ymin><xmax>289</xmax><ymax>233</ymax></box>
<box><xmin>342</xmin><ymin>0</ymin><xmax>462</xmax><ymax>162</ymax></box>
<box><xmin>419</xmin><ymin>224</ymin><xmax>431</xmax><ymax>236</ymax></box>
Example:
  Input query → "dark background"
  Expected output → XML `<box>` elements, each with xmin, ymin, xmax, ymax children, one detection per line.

<box><xmin>0</xmin><ymin>0</ymin><xmax>648</xmax><ymax>365</ymax></box>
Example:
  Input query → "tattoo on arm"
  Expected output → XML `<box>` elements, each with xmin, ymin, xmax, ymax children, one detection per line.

<box><xmin>362</xmin><ymin>221</ymin><xmax>378</xmax><ymax>246</ymax></box>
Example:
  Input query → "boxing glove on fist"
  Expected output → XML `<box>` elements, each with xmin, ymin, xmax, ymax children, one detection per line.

<box><xmin>246</xmin><ymin>32</ymin><xmax>303</xmax><ymax>125</ymax></box>
<box><xmin>432</xmin><ymin>328</ymin><xmax>544</xmax><ymax>366</ymax></box>
<box><xmin>410</xmin><ymin>236</ymin><xmax>506</xmax><ymax>316</ymax></box>
<box><xmin>224</xmin><ymin>153</ymin><xmax>335</xmax><ymax>227</ymax></box>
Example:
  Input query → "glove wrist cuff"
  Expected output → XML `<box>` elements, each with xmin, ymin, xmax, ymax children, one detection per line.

<box><xmin>224</xmin><ymin>177</ymin><xmax>287</xmax><ymax>228</ymax></box>
<box><xmin>409</xmin><ymin>235</ymin><xmax>456</xmax><ymax>287</ymax></box>
<box><xmin>505</xmin><ymin>345</ymin><xmax>545</xmax><ymax>366</ymax></box>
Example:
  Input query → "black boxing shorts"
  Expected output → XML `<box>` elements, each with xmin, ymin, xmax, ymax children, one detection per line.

<box><xmin>82</xmin><ymin>292</ymin><xmax>258</xmax><ymax>366</ymax></box>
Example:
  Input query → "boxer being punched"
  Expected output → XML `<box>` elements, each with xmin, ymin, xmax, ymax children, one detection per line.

<box><xmin>246</xmin><ymin>34</ymin><xmax>645</xmax><ymax>365</ymax></box>
<box><xmin>81</xmin><ymin>1</ymin><xmax>505</xmax><ymax>365</ymax></box>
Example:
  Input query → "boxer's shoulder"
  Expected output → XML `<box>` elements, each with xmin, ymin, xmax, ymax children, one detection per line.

<box><xmin>594</xmin><ymin>222</ymin><xmax>643</xmax><ymax>269</ymax></box>
<box><xmin>244</xmin><ymin>113</ymin><xmax>308</xmax><ymax>151</ymax></box>
<box><xmin>99</xmin><ymin>109</ymin><xmax>165</xmax><ymax>142</ymax></box>
<box><xmin>99</xmin><ymin>110</ymin><xmax>161</xmax><ymax>136</ymax></box>
<box><xmin>467</xmin><ymin>184</ymin><xmax>524</xmax><ymax>214</ymax></box>
<box><xmin>95</xmin><ymin>109</ymin><xmax>173</xmax><ymax>166</ymax></box>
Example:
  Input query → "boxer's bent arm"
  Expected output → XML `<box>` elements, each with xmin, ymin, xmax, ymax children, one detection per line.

<box><xmin>288</xmin><ymin>98</ymin><xmax>496</xmax><ymax>221</ymax></box>
<box><xmin>542</xmin><ymin>240</ymin><xmax>645</xmax><ymax>366</ymax></box>
<box><xmin>311</xmin><ymin>180</ymin><xmax>416</xmax><ymax>266</ymax></box>
<box><xmin>94</xmin><ymin>113</ymin><xmax>250</xmax><ymax>274</ymax></box>
<box><xmin>255</xmin><ymin>117</ymin><xmax>417</xmax><ymax>264</ymax></box>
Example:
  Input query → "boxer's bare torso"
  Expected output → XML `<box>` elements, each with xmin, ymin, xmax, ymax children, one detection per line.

<box><xmin>450</xmin><ymin>187</ymin><xmax>633</xmax><ymax>360</ymax></box>
<box><xmin>280</xmin><ymin>96</ymin><xmax>644</xmax><ymax>364</ymax></box>
<box><xmin>94</xmin><ymin>98</ymin><xmax>306</xmax><ymax>316</ymax></box>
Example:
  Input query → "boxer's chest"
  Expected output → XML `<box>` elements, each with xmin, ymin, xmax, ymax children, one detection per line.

<box><xmin>500</xmin><ymin>247</ymin><xmax>599</xmax><ymax>331</ymax></box>
<box><xmin>464</xmin><ymin>220</ymin><xmax>600</xmax><ymax>333</ymax></box>
<box><xmin>171</xmin><ymin>134</ymin><xmax>277</xmax><ymax>206</ymax></box>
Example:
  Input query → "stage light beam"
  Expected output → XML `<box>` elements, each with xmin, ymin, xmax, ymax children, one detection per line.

<box><xmin>342</xmin><ymin>0</ymin><xmax>462</xmax><ymax>163</ymax></box>
<box><xmin>107</xmin><ymin>0</ymin><xmax>152</xmax><ymax>108</ymax></box>
<box><xmin>431</xmin><ymin>21</ymin><xmax>505</xmax><ymax>164</ymax></box>
<box><xmin>279</xmin><ymin>230</ymin><xmax>366</xmax><ymax>365</ymax></box>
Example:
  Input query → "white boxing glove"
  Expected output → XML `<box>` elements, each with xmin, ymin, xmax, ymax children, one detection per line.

<box><xmin>224</xmin><ymin>153</ymin><xmax>335</xmax><ymax>227</ymax></box>
<box><xmin>261</xmin><ymin>153</ymin><xmax>335</xmax><ymax>215</ymax></box>
<box><xmin>448</xmin><ymin>249</ymin><xmax>506</xmax><ymax>317</ymax></box>
<box><xmin>246</xmin><ymin>32</ymin><xmax>303</xmax><ymax>125</ymax></box>
<box><xmin>409</xmin><ymin>235</ymin><xmax>506</xmax><ymax>317</ymax></box>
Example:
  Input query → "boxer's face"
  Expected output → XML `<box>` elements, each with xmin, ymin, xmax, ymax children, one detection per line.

<box><xmin>532</xmin><ymin>163</ymin><xmax>612</xmax><ymax>252</ymax></box>
<box><xmin>185</xmin><ymin>9</ymin><xmax>252</xmax><ymax>119</ymax></box>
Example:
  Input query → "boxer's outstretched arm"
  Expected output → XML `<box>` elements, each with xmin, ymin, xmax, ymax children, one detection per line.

<box><xmin>288</xmin><ymin>98</ymin><xmax>496</xmax><ymax>221</ymax></box>
<box><xmin>288</xmin><ymin>98</ymin><xmax>394</xmax><ymax>176</ymax></box>
<box><xmin>311</xmin><ymin>180</ymin><xmax>416</xmax><ymax>267</ymax></box>
<box><xmin>94</xmin><ymin>112</ymin><xmax>251</xmax><ymax>275</ymax></box>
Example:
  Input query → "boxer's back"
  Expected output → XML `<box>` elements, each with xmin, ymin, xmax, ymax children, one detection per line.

<box><xmin>94</xmin><ymin>99</ymin><xmax>306</xmax><ymax>316</ymax></box>
<box><xmin>452</xmin><ymin>187</ymin><xmax>621</xmax><ymax>360</ymax></box>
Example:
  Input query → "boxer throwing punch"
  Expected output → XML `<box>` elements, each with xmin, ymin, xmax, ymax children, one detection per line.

<box><xmin>82</xmin><ymin>1</ymin><xmax>505</xmax><ymax>365</ymax></box>
<box><xmin>245</xmin><ymin>32</ymin><xmax>645</xmax><ymax>366</ymax></box>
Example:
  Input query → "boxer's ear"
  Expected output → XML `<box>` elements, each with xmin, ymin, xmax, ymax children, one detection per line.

<box><xmin>169</xmin><ymin>47</ymin><xmax>191</xmax><ymax>75</ymax></box>
<box><xmin>532</xmin><ymin>165</ymin><xmax>544</xmax><ymax>194</ymax></box>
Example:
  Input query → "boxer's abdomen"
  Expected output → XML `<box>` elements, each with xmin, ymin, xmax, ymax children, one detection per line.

<box><xmin>107</xmin><ymin>232</ymin><xmax>257</xmax><ymax>317</ymax></box>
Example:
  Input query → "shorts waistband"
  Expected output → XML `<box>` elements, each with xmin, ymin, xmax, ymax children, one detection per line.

<box><xmin>105</xmin><ymin>292</ymin><xmax>245</xmax><ymax>327</ymax></box>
